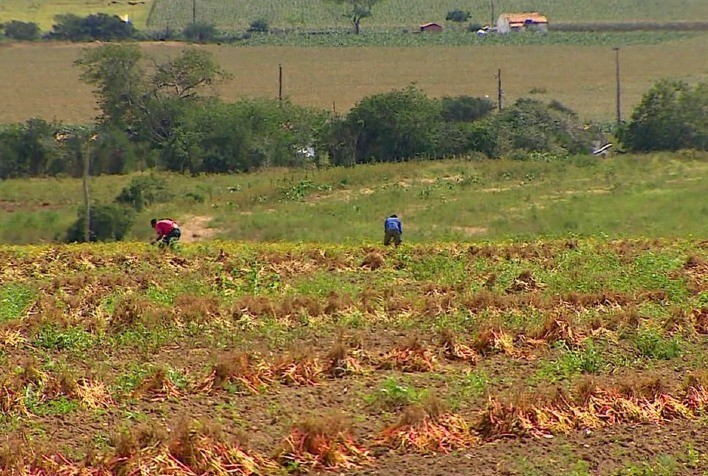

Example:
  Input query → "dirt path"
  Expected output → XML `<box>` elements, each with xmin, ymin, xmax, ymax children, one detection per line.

<box><xmin>180</xmin><ymin>215</ymin><xmax>218</xmax><ymax>242</ymax></box>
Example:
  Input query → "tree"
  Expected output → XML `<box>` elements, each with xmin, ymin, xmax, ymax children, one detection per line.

<box><xmin>329</xmin><ymin>0</ymin><xmax>383</xmax><ymax>34</ymax></box>
<box><xmin>620</xmin><ymin>80</ymin><xmax>707</xmax><ymax>152</ymax></box>
<box><xmin>75</xmin><ymin>45</ymin><xmax>231</xmax><ymax>146</ymax></box>
<box><xmin>152</xmin><ymin>48</ymin><xmax>231</xmax><ymax>100</ymax></box>
<box><xmin>340</xmin><ymin>86</ymin><xmax>441</xmax><ymax>163</ymax></box>
<box><xmin>75</xmin><ymin>43</ymin><xmax>145</xmax><ymax>127</ymax></box>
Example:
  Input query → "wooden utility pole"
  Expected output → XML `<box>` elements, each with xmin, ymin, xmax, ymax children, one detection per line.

<box><xmin>613</xmin><ymin>47</ymin><xmax>621</xmax><ymax>126</ymax></box>
<box><xmin>497</xmin><ymin>68</ymin><xmax>503</xmax><ymax>111</ymax></box>
<box><xmin>278</xmin><ymin>64</ymin><xmax>283</xmax><ymax>107</ymax></box>
<box><xmin>192</xmin><ymin>0</ymin><xmax>196</xmax><ymax>25</ymax></box>
<box><xmin>83</xmin><ymin>137</ymin><xmax>91</xmax><ymax>242</ymax></box>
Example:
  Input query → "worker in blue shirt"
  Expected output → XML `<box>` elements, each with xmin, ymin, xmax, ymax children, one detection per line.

<box><xmin>384</xmin><ymin>214</ymin><xmax>403</xmax><ymax>247</ymax></box>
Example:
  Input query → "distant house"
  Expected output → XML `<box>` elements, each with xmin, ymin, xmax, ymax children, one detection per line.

<box><xmin>496</xmin><ymin>12</ymin><xmax>548</xmax><ymax>33</ymax></box>
<box><xmin>420</xmin><ymin>22</ymin><xmax>444</xmax><ymax>33</ymax></box>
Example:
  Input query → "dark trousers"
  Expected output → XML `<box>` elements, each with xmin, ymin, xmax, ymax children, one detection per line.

<box><xmin>160</xmin><ymin>228</ymin><xmax>181</xmax><ymax>246</ymax></box>
<box><xmin>384</xmin><ymin>229</ymin><xmax>401</xmax><ymax>246</ymax></box>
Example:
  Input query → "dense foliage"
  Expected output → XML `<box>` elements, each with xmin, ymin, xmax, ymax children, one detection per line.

<box><xmin>1</xmin><ymin>20</ymin><xmax>40</xmax><ymax>40</ymax></box>
<box><xmin>47</xmin><ymin>13</ymin><xmax>136</xmax><ymax>41</ymax></box>
<box><xmin>65</xmin><ymin>204</ymin><xmax>134</xmax><ymax>242</ymax></box>
<box><xmin>620</xmin><ymin>80</ymin><xmax>707</xmax><ymax>152</ymax></box>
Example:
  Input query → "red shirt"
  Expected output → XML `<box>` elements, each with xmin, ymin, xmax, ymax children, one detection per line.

<box><xmin>155</xmin><ymin>219</ymin><xmax>178</xmax><ymax>236</ymax></box>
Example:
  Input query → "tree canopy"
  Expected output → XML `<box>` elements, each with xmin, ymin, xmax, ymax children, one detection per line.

<box><xmin>329</xmin><ymin>0</ymin><xmax>383</xmax><ymax>34</ymax></box>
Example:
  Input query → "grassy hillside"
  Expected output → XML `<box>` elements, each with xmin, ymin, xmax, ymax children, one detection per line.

<box><xmin>0</xmin><ymin>152</ymin><xmax>706</xmax><ymax>245</ymax></box>
<box><xmin>2</xmin><ymin>37</ymin><xmax>707</xmax><ymax>125</ymax></box>
<box><xmin>148</xmin><ymin>0</ymin><xmax>708</xmax><ymax>30</ymax></box>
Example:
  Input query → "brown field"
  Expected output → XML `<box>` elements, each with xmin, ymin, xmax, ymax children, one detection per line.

<box><xmin>0</xmin><ymin>240</ymin><xmax>706</xmax><ymax>475</ymax></box>
<box><xmin>1</xmin><ymin>36</ymin><xmax>707</xmax><ymax>124</ymax></box>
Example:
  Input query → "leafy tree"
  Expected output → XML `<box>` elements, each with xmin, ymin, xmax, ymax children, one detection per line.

<box><xmin>338</xmin><ymin>86</ymin><xmax>441</xmax><ymax>163</ymax></box>
<box><xmin>3</xmin><ymin>20</ymin><xmax>41</xmax><ymax>40</ymax></box>
<box><xmin>152</xmin><ymin>48</ymin><xmax>231</xmax><ymax>100</ymax></box>
<box><xmin>75</xmin><ymin>43</ymin><xmax>145</xmax><ymax>128</ymax></box>
<box><xmin>75</xmin><ymin>45</ymin><xmax>230</xmax><ymax>146</ymax></box>
<box><xmin>445</xmin><ymin>10</ymin><xmax>470</xmax><ymax>23</ymax></box>
<box><xmin>620</xmin><ymin>80</ymin><xmax>707</xmax><ymax>151</ymax></box>
<box><xmin>328</xmin><ymin>0</ymin><xmax>383</xmax><ymax>34</ymax></box>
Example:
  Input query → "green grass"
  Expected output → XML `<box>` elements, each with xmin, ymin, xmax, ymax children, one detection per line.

<box><xmin>0</xmin><ymin>153</ymin><xmax>706</xmax><ymax>245</ymax></box>
<box><xmin>0</xmin><ymin>284</ymin><xmax>36</xmax><ymax>322</ymax></box>
<box><xmin>364</xmin><ymin>377</ymin><xmax>429</xmax><ymax>411</ymax></box>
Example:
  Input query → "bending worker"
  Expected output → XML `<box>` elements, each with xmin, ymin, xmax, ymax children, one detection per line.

<box><xmin>151</xmin><ymin>218</ymin><xmax>181</xmax><ymax>248</ymax></box>
<box><xmin>384</xmin><ymin>214</ymin><xmax>402</xmax><ymax>247</ymax></box>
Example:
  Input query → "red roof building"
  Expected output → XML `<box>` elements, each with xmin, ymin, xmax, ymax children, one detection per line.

<box><xmin>420</xmin><ymin>22</ymin><xmax>444</xmax><ymax>32</ymax></box>
<box><xmin>496</xmin><ymin>12</ymin><xmax>548</xmax><ymax>33</ymax></box>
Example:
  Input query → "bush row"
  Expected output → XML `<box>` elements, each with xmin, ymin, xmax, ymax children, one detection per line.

<box><xmin>0</xmin><ymin>89</ymin><xmax>601</xmax><ymax>179</ymax></box>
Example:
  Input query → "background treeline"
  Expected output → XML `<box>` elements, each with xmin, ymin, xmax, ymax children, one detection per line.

<box><xmin>0</xmin><ymin>45</ymin><xmax>706</xmax><ymax>181</ymax></box>
<box><xmin>0</xmin><ymin>13</ymin><xmax>252</xmax><ymax>43</ymax></box>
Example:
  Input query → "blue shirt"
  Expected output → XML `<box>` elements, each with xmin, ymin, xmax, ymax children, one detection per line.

<box><xmin>384</xmin><ymin>217</ymin><xmax>402</xmax><ymax>233</ymax></box>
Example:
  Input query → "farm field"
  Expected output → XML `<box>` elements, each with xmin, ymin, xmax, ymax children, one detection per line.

<box><xmin>0</xmin><ymin>238</ymin><xmax>706</xmax><ymax>474</ymax></box>
<box><xmin>0</xmin><ymin>152</ymin><xmax>707</xmax><ymax>245</ymax></box>
<box><xmin>2</xmin><ymin>0</ymin><xmax>707</xmax><ymax>31</ymax></box>
<box><xmin>1</xmin><ymin>35</ymin><xmax>707</xmax><ymax>125</ymax></box>
<box><xmin>146</xmin><ymin>0</ymin><xmax>708</xmax><ymax>30</ymax></box>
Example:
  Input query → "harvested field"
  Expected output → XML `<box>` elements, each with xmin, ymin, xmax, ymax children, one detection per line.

<box><xmin>0</xmin><ymin>239</ymin><xmax>706</xmax><ymax>474</ymax></box>
<box><xmin>1</xmin><ymin>37</ymin><xmax>707</xmax><ymax>124</ymax></box>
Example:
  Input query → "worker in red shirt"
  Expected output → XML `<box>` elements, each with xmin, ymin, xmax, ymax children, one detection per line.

<box><xmin>151</xmin><ymin>218</ymin><xmax>181</xmax><ymax>248</ymax></box>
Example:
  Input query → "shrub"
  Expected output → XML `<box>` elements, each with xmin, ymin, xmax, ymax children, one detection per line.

<box><xmin>0</xmin><ymin>119</ymin><xmax>58</xmax><ymax>179</ymax></box>
<box><xmin>440</xmin><ymin>95</ymin><xmax>494</xmax><ymax>123</ymax></box>
<box><xmin>48</xmin><ymin>13</ymin><xmax>136</xmax><ymax>41</ymax></box>
<box><xmin>620</xmin><ymin>80</ymin><xmax>707</xmax><ymax>151</ymax></box>
<box><xmin>115</xmin><ymin>175</ymin><xmax>171</xmax><ymax>212</ymax></box>
<box><xmin>248</xmin><ymin>18</ymin><xmax>269</xmax><ymax>33</ymax></box>
<box><xmin>495</xmin><ymin>98</ymin><xmax>596</xmax><ymax>155</ymax></box>
<box><xmin>445</xmin><ymin>10</ymin><xmax>470</xmax><ymax>22</ymax></box>
<box><xmin>2</xmin><ymin>20</ymin><xmax>41</xmax><ymax>40</ymax></box>
<box><xmin>160</xmin><ymin>98</ymin><xmax>325</xmax><ymax>173</ymax></box>
<box><xmin>182</xmin><ymin>22</ymin><xmax>218</xmax><ymax>43</ymax></box>
<box><xmin>65</xmin><ymin>204</ymin><xmax>134</xmax><ymax>243</ymax></box>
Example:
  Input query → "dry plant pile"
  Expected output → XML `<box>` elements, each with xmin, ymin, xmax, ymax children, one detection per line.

<box><xmin>0</xmin><ymin>239</ymin><xmax>706</xmax><ymax>474</ymax></box>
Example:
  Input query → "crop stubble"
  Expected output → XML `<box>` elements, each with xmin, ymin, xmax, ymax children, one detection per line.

<box><xmin>0</xmin><ymin>240</ymin><xmax>706</xmax><ymax>474</ymax></box>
